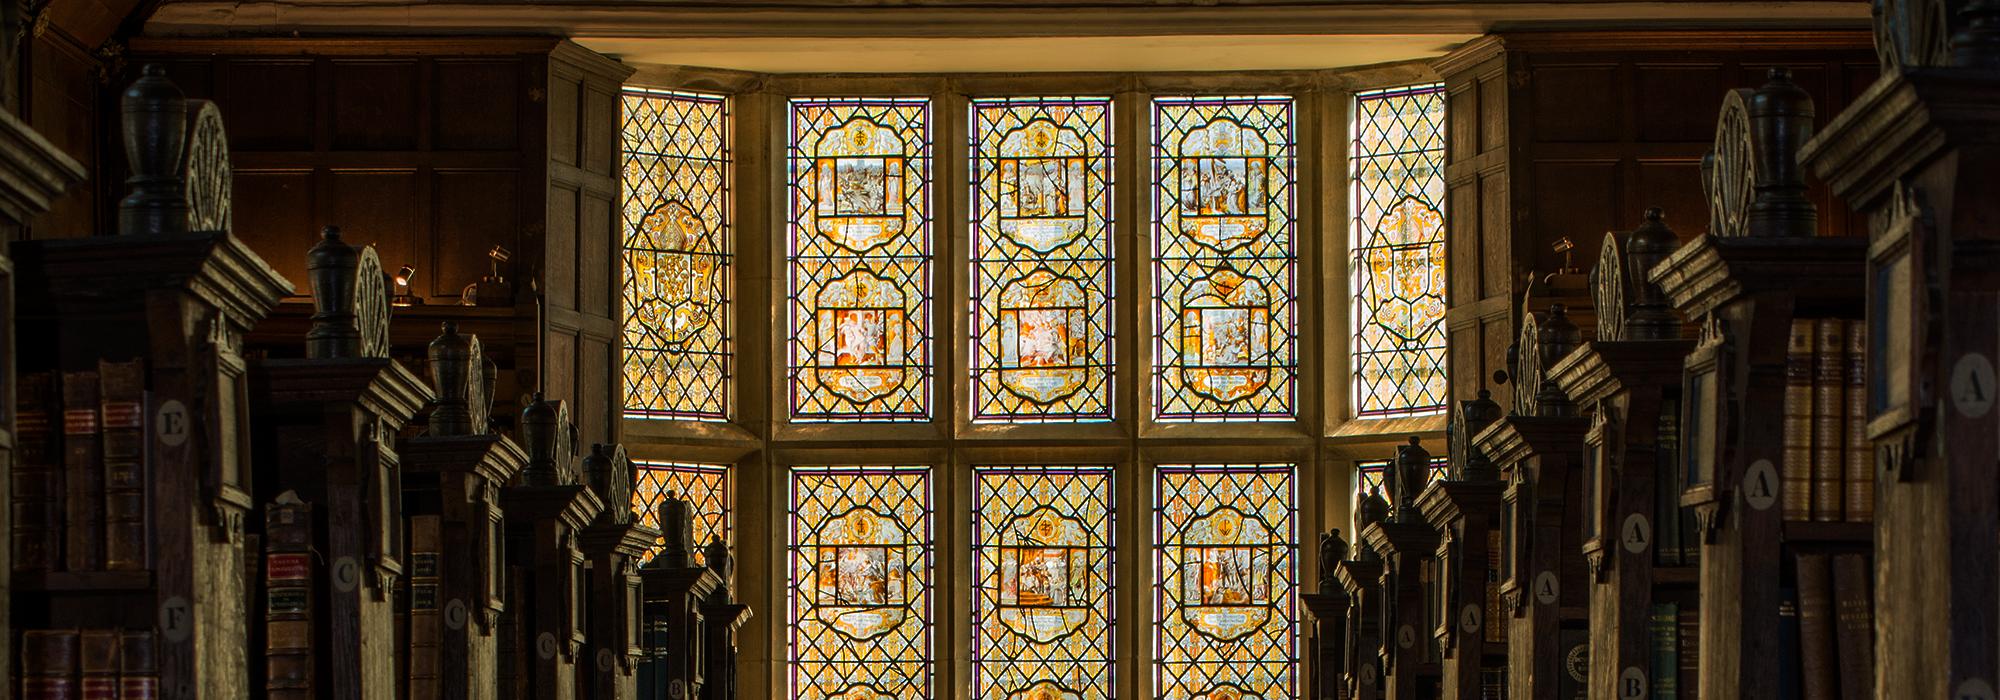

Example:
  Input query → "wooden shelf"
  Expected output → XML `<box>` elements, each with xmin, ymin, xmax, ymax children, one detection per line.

<box><xmin>14</xmin><ymin>570</ymin><xmax>155</xmax><ymax>593</ymax></box>
<box><xmin>1781</xmin><ymin>520</ymin><xmax>1873</xmax><ymax>545</ymax></box>
<box><xmin>1652</xmin><ymin>566</ymin><xmax>1699</xmax><ymax>586</ymax></box>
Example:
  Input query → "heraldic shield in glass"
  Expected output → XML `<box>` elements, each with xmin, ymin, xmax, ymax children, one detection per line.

<box><xmin>789</xmin><ymin>466</ymin><xmax>934</xmax><ymax>700</ymax></box>
<box><xmin>1151</xmin><ymin>97</ymin><xmax>1297</xmax><ymax>422</ymax></box>
<box><xmin>970</xmin><ymin>97</ymin><xmax>1114</xmax><ymax>423</ymax></box>
<box><xmin>788</xmin><ymin>98</ymin><xmax>934</xmax><ymax>422</ymax></box>
<box><xmin>1154</xmin><ymin>464</ymin><xmax>1297</xmax><ymax>700</ymax></box>
<box><xmin>971</xmin><ymin>466</ymin><xmax>1114</xmax><ymax>700</ymax></box>
<box><xmin>630</xmin><ymin>461</ymin><xmax>729</xmax><ymax>565</ymax></box>
<box><xmin>622</xmin><ymin>89</ymin><xmax>731</xmax><ymax>420</ymax></box>
<box><xmin>1349</xmin><ymin>84</ymin><xmax>1448</xmax><ymax>418</ymax></box>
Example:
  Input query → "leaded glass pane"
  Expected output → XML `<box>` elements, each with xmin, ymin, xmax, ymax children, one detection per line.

<box><xmin>972</xmin><ymin>465</ymin><xmax>1114</xmax><ymax>699</ymax></box>
<box><xmin>788</xmin><ymin>466</ymin><xmax>934</xmax><ymax>700</ymax></box>
<box><xmin>630</xmin><ymin>461</ymin><xmax>729</xmax><ymax>565</ymax></box>
<box><xmin>971</xmin><ymin>98</ymin><xmax>1115</xmax><ymax>423</ymax></box>
<box><xmin>1350</xmin><ymin>84</ymin><xmax>1448</xmax><ymax>418</ymax></box>
<box><xmin>788</xmin><ymin>98</ymin><xmax>934</xmax><ymax>422</ymax></box>
<box><xmin>622</xmin><ymin>89</ymin><xmax>730</xmax><ymax>420</ymax></box>
<box><xmin>1352</xmin><ymin>458</ymin><xmax>1449</xmax><ymax>508</ymax></box>
<box><xmin>1153</xmin><ymin>463</ymin><xmax>1297</xmax><ymax>700</ymax></box>
<box><xmin>1151</xmin><ymin>97</ymin><xmax>1298</xmax><ymax>422</ymax></box>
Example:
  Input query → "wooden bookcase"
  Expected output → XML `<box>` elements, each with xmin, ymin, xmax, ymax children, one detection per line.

<box><xmin>1551</xmin><ymin>210</ymin><xmax>1699</xmax><ymax>700</ymax></box>
<box><xmin>1799</xmin><ymin>5</ymin><xmax>2000</xmax><ymax>695</ymax></box>
<box><xmin>1650</xmin><ymin>69</ymin><xmax>1869</xmax><ymax>700</ymax></box>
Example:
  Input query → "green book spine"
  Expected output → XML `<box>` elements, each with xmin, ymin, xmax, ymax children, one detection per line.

<box><xmin>1652</xmin><ymin>602</ymin><xmax>1679</xmax><ymax>700</ymax></box>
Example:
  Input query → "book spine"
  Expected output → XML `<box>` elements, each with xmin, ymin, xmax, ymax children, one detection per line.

<box><xmin>1656</xmin><ymin>397</ymin><xmax>1684</xmax><ymax>567</ymax></box>
<box><xmin>118</xmin><ymin>630</ymin><xmax>159</xmax><ymax>700</ymax></box>
<box><xmin>1779</xmin><ymin>590</ymin><xmax>1801</xmax><ymax>700</ymax></box>
<box><xmin>1650</xmin><ymin>603</ymin><xmax>1679</xmax><ymax>700</ymax></box>
<box><xmin>99</xmin><ymin>360</ymin><xmax>147</xmax><ymax>571</ymax></box>
<box><xmin>61</xmin><ymin>371</ymin><xmax>102</xmax><ymax>571</ymax></box>
<box><xmin>1485</xmin><ymin>528</ymin><xmax>1504</xmax><ymax>644</ymax></box>
<box><xmin>12</xmin><ymin>373</ymin><xmax>60</xmax><ymax>572</ymax></box>
<box><xmin>1843</xmin><ymin>321</ymin><xmax>1872</xmax><ymax>523</ymax></box>
<box><xmin>265</xmin><ymin>496</ymin><xmax>315</xmax><ymax>700</ymax></box>
<box><xmin>1812</xmin><ymin>320</ymin><xmax>1847</xmax><ymax>522</ymax></box>
<box><xmin>1797</xmin><ymin>553</ymin><xmax>1837</xmax><ymax>700</ymax></box>
<box><xmin>1678</xmin><ymin>607</ymin><xmax>1699</xmax><ymax>700</ymax></box>
<box><xmin>408</xmin><ymin>515</ymin><xmax>443</xmax><ymax>700</ymax></box>
<box><xmin>78</xmin><ymin>630</ymin><xmax>121</xmax><ymax>700</ymax></box>
<box><xmin>1782</xmin><ymin>320</ymin><xmax>1815</xmax><ymax>522</ymax></box>
<box><xmin>1832</xmin><ymin>553</ymin><xmax>1874</xmax><ymax>700</ymax></box>
<box><xmin>21</xmin><ymin>628</ymin><xmax>81</xmax><ymax>700</ymax></box>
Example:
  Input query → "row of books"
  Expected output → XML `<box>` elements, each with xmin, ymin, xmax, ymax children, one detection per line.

<box><xmin>11</xmin><ymin>363</ymin><xmax>148</xmax><ymax>573</ymax></box>
<box><xmin>1782</xmin><ymin>319</ymin><xmax>1871</xmax><ymax>523</ymax></box>
<box><xmin>1780</xmin><ymin>551</ymin><xmax>1874</xmax><ymax>700</ymax></box>
<box><xmin>18</xmin><ymin>628</ymin><xmax>159</xmax><ymax>699</ymax></box>
<box><xmin>1647</xmin><ymin>601</ymin><xmax>1701</xmax><ymax>699</ymax></box>
<box><xmin>1655</xmin><ymin>397</ymin><xmax>1700</xmax><ymax>567</ymax></box>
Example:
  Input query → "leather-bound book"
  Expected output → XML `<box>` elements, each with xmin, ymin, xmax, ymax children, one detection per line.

<box><xmin>100</xmin><ymin>359</ymin><xmax>147</xmax><ymax>570</ymax></box>
<box><xmin>265</xmin><ymin>493</ymin><xmax>314</xmax><ymax>700</ymax></box>
<box><xmin>1831</xmin><ymin>553</ymin><xmax>1874</xmax><ymax>700</ymax></box>
<box><xmin>1811</xmin><ymin>320</ymin><xmax>1847</xmax><ymax>522</ymax></box>
<box><xmin>1650</xmin><ymin>603</ymin><xmax>1678</xmax><ymax>700</ymax></box>
<box><xmin>1843</xmin><ymin>321</ymin><xmax>1872</xmax><ymax>523</ymax></box>
<box><xmin>407</xmin><ymin>515</ymin><xmax>443</xmax><ymax>700</ymax></box>
<box><xmin>118</xmin><ymin>630</ymin><xmax>159</xmax><ymax>700</ymax></box>
<box><xmin>61</xmin><ymin>370</ymin><xmax>102</xmax><ymax>571</ymax></box>
<box><xmin>79</xmin><ymin>630</ymin><xmax>121</xmax><ymax>700</ymax></box>
<box><xmin>12</xmin><ymin>372</ymin><xmax>61</xmax><ymax>571</ymax></box>
<box><xmin>1678</xmin><ymin>606</ymin><xmax>1699</xmax><ymax>700</ymax></box>
<box><xmin>1796</xmin><ymin>552</ymin><xmax>1837</xmax><ymax>700</ymax></box>
<box><xmin>1781</xmin><ymin>320</ymin><xmax>1814</xmax><ymax>522</ymax></box>
<box><xmin>21</xmin><ymin>628</ymin><xmax>81</xmax><ymax>700</ymax></box>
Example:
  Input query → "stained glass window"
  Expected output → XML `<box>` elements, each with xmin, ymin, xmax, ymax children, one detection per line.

<box><xmin>788</xmin><ymin>98</ymin><xmax>934</xmax><ymax>422</ymax></box>
<box><xmin>622</xmin><ymin>89</ymin><xmax>731</xmax><ymax>421</ymax></box>
<box><xmin>788</xmin><ymin>466</ymin><xmax>934</xmax><ymax>700</ymax></box>
<box><xmin>972</xmin><ymin>465</ymin><xmax>1114</xmax><ymax>699</ymax></box>
<box><xmin>1353</xmin><ymin>458</ymin><xmax>1450</xmax><ymax>508</ymax></box>
<box><xmin>1151</xmin><ymin>97</ymin><xmax>1298</xmax><ymax>422</ymax></box>
<box><xmin>1350</xmin><ymin>84</ymin><xmax>1449</xmax><ymax>418</ymax></box>
<box><xmin>1154</xmin><ymin>463</ymin><xmax>1297</xmax><ymax>700</ymax></box>
<box><xmin>630</xmin><ymin>461</ymin><xmax>730</xmax><ymax>565</ymax></box>
<box><xmin>970</xmin><ymin>98</ymin><xmax>1115</xmax><ymax>423</ymax></box>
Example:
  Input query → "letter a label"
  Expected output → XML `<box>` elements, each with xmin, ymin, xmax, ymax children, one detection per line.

<box><xmin>1743</xmin><ymin>459</ymin><xmax>1779</xmax><ymax>511</ymax></box>
<box><xmin>1953</xmin><ymin>354</ymin><xmax>1996</xmax><ymax>419</ymax></box>
<box><xmin>1621</xmin><ymin>513</ymin><xmax>1651</xmax><ymax>554</ymax></box>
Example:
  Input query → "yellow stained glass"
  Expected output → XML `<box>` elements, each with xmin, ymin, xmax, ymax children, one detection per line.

<box><xmin>1152</xmin><ymin>97</ymin><xmax>1297</xmax><ymax>422</ymax></box>
<box><xmin>788</xmin><ymin>98</ymin><xmax>933</xmax><ymax>422</ymax></box>
<box><xmin>788</xmin><ymin>466</ymin><xmax>934</xmax><ymax>700</ymax></box>
<box><xmin>630</xmin><ymin>461</ymin><xmax>729</xmax><ymax>565</ymax></box>
<box><xmin>1154</xmin><ymin>463</ymin><xmax>1296</xmax><ymax>700</ymax></box>
<box><xmin>972</xmin><ymin>466</ymin><xmax>1113</xmax><ymax>699</ymax></box>
<box><xmin>971</xmin><ymin>97</ymin><xmax>1114</xmax><ymax>423</ymax></box>
<box><xmin>1350</xmin><ymin>84</ymin><xmax>1448</xmax><ymax>418</ymax></box>
<box><xmin>622</xmin><ymin>89</ymin><xmax>730</xmax><ymax>421</ymax></box>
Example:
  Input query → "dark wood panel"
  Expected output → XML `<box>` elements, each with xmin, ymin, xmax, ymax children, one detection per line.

<box><xmin>328</xmin><ymin>171</ymin><xmax>422</xmax><ymax>282</ymax></box>
<box><xmin>26</xmin><ymin>35</ymin><xmax>100</xmax><ymax>239</ymax></box>
<box><xmin>1448</xmin><ymin>83</ymin><xmax>1477</xmax><ymax>167</ymax></box>
<box><xmin>1480</xmin><ymin>317</ymin><xmax>1510</xmax><ymax>389</ymax></box>
<box><xmin>1530</xmin><ymin>65</ymin><xmax>1619</xmax><ymax>143</ymax></box>
<box><xmin>216</xmin><ymin>60</ymin><xmax>315</xmax><ymax>151</ymax></box>
<box><xmin>1634</xmin><ymin>63</ymin><xmax>1727</xmax><ymax>143</ymax></box>
<box><xmin>548</xmin><ymin>76</ymin><xmax>580</xmax><ymax>167</ymax></box>
<box><xmin>579</xmin><ymin>195</ymin><xmax>614</xmax><ymax>318</ymax></box>
<box><xmin>545</xmin><ymin>331</ymin><xmax>577</xmax><ymax>422</ymax></box>
<box><xmin>577</xmin><ymin>336</ymin><xmax>612</xmax><ymax>445</ymax></box>
<box><xmin>1529</xmin><ymin>160</ymin><xmax>1619</xmax><ymax>273</ymax></box>
<box><xmin>331</xmin><ymin>60</ymin><xmax>421</xmax><ymax>151</ymax></box>
<box><xmin>434</xmin><ymin>59</ymin><xmax>522</xmax><ymax>151</ymax></box>
<box><xmin>1450</xmin><ymin>326</ymin><xmax>1479</xmax><ymax>400</ymax></box>
<box><xmin>1632</xmin><ymin>160</ymin><xmax>1708</xmax><ymax>239</ymax></box>
<box><xmin>1479</xmin><ymin>171</ymin><xmax>1508</xmax><ymax>299</ymax></box>
<box><xmin>581</xmin><ymin>86</ymin><xmax>617</xmax><ymax>175</ymax></box>
<box><xmin>546</xmin><ymin>184</ymin><xmax>578</xmax><ymax>309</ymax></box>
<box><xmin>1449</xmin><ymin>180</ymin><xmax>1479</xmax><ymax>304</ymax></box>
<box><xmin>433</xmin><ymin>171</ymin><xmax>522</xmax><ymax>300</ymax></box>
<box><xmin>1478</xmin><ymin>74</ymin><xmax>1506</xmax><ymax>154</ymax></box>
<box><xmin>232</xmin><ymin>171</ymin><xmax>317</xmax><ymax>290</ymax></box>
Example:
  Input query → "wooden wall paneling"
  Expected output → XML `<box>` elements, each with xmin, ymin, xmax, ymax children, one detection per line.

<box><xmin>541</xmin><ymin>44</ymin><xmax>632</xmax><ymax>448</ymax></box>
<box><xmin>24</xmin><ymin>31</ymin><xmax>101</xmax><ymax>239</ymax></box>
<box><xmin>331</xmin><ymin>59</ymin><xmax>422</xmax><ymax>151</ymax></box>
<box><xmin>433</xmin><ymin>170</ymin><xmax>522</xmax><ymax>300</ymax></box>
<box><xmin>434</xmin><ymin>59</ymin><xmax>521</xmax><ymax>151</ymax></box>
<box><xmin>232</xmin><ymin>170</ymin><xmax>317</xmax><ymax>285</ymax></box>
<box><xmin>214</xmin><ymin>60</ymin><xmax>315</xmax><ymax>151</ymax></box>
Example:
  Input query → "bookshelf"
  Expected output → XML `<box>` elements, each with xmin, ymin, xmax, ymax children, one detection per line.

<box><xmin>1649</xmin><ymin>68</ymin><xmax>1871</xmax><ymax>700</ymax></box>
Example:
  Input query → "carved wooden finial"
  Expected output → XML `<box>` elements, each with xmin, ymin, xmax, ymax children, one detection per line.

<box><xmin>1318</xmin><ymin>529</ymin><xmax>1347</xmax><ymax>589</ymax></box>
<box><xmin>1453</xmin><ymin>388</ymin><xmax>1504</xmax><ymax>481</ymax></box>
<box><xmin>120</xmin><ymin>64</ymin><xmax>188</xmax><ymax>237</ymax></box>
<box><xmin>428</xmin><ymin>322</ymin><xmax>486</xmax><ymax>437</ymax></box>
<box><xmin>520</xmin><ymin>392</ymin><xmax>561</xmax><ymax>486</ymax></box>
<box><xmin>1534</xmin><ymin>304</ymin><xmax>1581</xmax><ymax>416</ymax></box>
<box><xmin>1623</xmin><ymin>208</ymin><xmax>1683</xmax><ymax>340</ymax></box>
<box><xmin>656</xmin><ymin>492</ymin><xmax>696</xmax><ymax>569</ymax></box>
<box><xmin>584</xmin><ymin>443</ymin><xmax>632</xmax><ymax>526</ymax></box>
<box><xmin>1393</xmin><ymin>436</ymin><xmax>1433</xmax><ymax>523</ymax></box>
<box><xmin>1953</xmin><ymin>0</ymin><xmax>2000</xmax><ymax>68</ymax></box>
<box><xmin>1745</xmin><ymin>68</ymin><xmax>1817</xmax><ymax>238</ymax></box>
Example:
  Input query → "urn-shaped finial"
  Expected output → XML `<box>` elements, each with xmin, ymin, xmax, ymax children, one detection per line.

<box><xmin>120</xmin><ymin>64</ymin><xmax>189</xmax><ymax>237</ymax></box>
<box><xmin>1317</xmin><ymin>529</ymin><xmax>1347</xmax><ymax>589</ymax></box>
<box><xmin>657</xmin><ymin>492</ymin><xmax>695</xmax><ymax>569</ymax></box>
<box><xmin>1624</xmin><ymin>208</ymin><xmax>1682</xmax><ymax>340</ymax></box>
<box><xmin>705</xmin><ymin>536</ymin><xmax>733</xmax><ymax>584</ymax></box>
<box><xmin>305</xmin><ymin>226</ymin><xmax>363</xmax><ymax>359</ymax></box>
<box><xmin>427</xmin><ymin>322</ymin><xmax>475</xmax><ymax>436</ymax></box>
<box><xmin>520</xmin><ymin>392</ymin><xmax>560</xmax><ymax>486</ymax></box>
<box><xmin>1746</xmin><ymin>68</ymin><xmax>1818</xmax><ymax>238</ymax></box>
<box><xmin>1534</xmin><ymin>304</ymin><xmax>1581</xmax><ymax>416</ymax></box>
<box><xmin>1394</xmin><ymin>436</ymin><xmax>1432</xmax><ymax>522</ymax></box>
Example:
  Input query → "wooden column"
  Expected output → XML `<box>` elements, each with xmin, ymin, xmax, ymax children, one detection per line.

<box><xmin>1359</xmin><ymin>520</ymin><xmax>1440</xmax><ymax>700</ymax></box>
<box><xmin>1334</xmin><ymin>556</ymin><xmax>1386</xmax><ymax>700</ymax></box>
<box><xmin>579</xmin><ymin>444</ymin><xmax>658</xmax><ymax>700</ymax></box>
<box><xmin>641</xmin><ymin>565</ymin><xmax>720</xmax><ymax>700</ymax></box>
<box><xmin>1304</xmin><ymin>529</ymin><xmax>1353</xmax><ymax>700</ymax></box>
<box><xmin>1800</xmin><ymin>9</ymin><xmax>2000</xmax><ymax>694</ymax></box>
<box><xmin>502</xmin><ymin>482</ymin><xmax>603</xmax><ymax>700</ymax></box>
<box><xmin>1417</xmin><ymin>478</ymin><xmax>1505</xmax><ymax>700</ymax></box>
<box><xmin>401</xmin><ymin>433</ymin><xmax>525</xmax><ymax>700</ymax></box>
<box><xmin>1477</xmin><ymin>416</ymin><xmax>1589</xmax><ymax>700</ymax></box>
